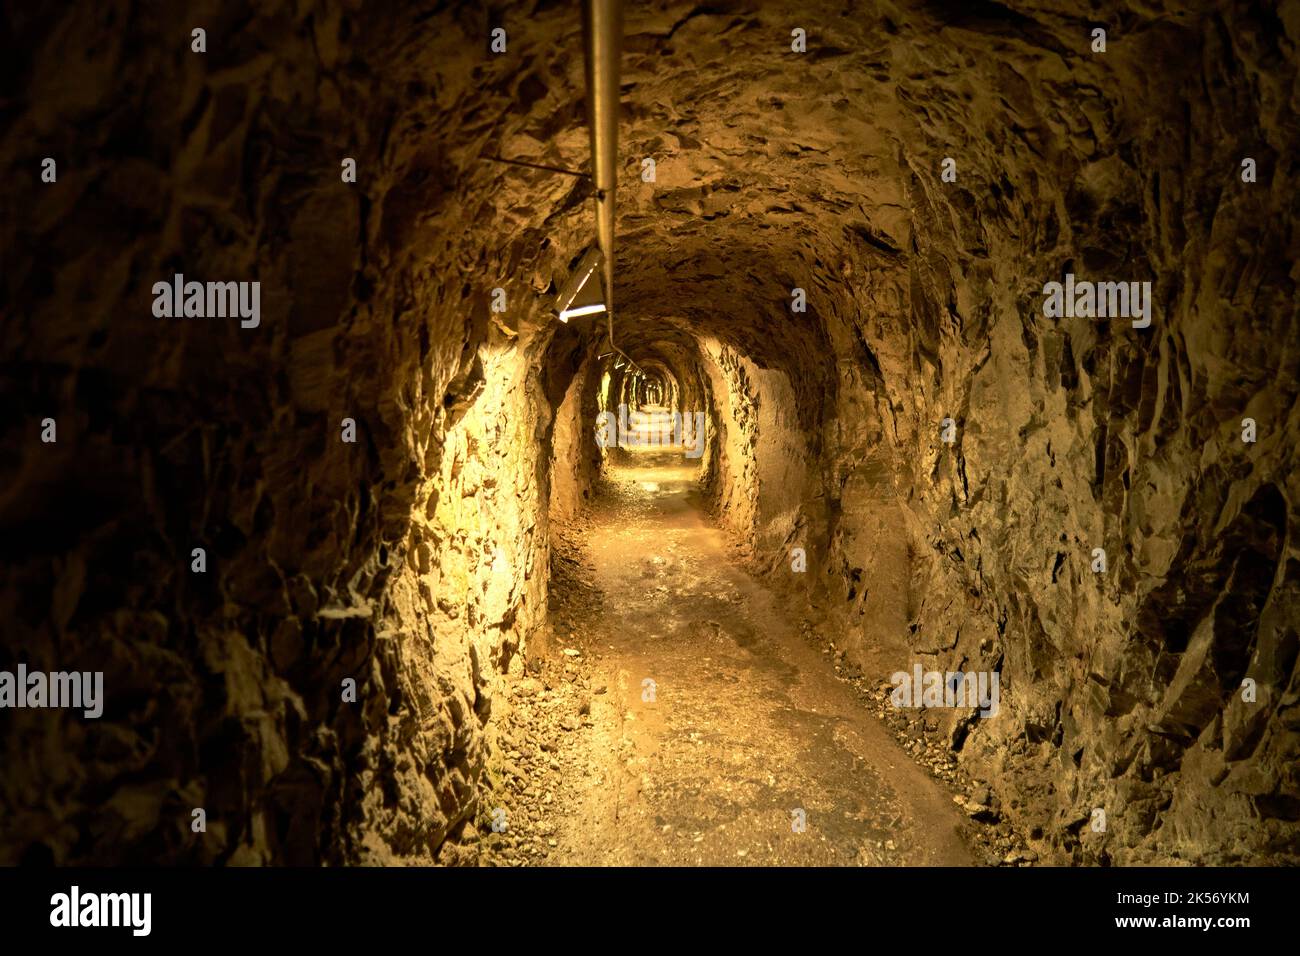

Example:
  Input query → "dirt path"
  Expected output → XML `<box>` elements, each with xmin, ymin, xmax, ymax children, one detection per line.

<box><xmin>511</xmin><ymin>451</ymin><xmax>975</xmax><ymax>866</ymax></box>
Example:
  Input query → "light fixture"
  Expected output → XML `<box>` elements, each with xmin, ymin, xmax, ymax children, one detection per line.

<box><xmin>555</xmin><ymin>246</ymin><xmax>606</xmax><ymax>322</ymax></box>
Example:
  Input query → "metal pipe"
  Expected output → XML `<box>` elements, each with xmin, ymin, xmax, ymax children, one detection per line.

<box><xmin>581</xmin><ymin>0</ymin><xmax>622</xmax><ymax>325</ymax></box>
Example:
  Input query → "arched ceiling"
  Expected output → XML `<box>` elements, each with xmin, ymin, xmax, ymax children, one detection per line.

<box><xmin>361</xmin><ymin>0</ymin><xmax>1260</xmax><ymax>435</ymax></box>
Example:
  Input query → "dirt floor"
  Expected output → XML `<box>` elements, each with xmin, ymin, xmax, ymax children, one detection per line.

<box><xmin>479</xmin><ymin>451</ymin><xmax>1037</xmax><ymax>866</ymax></box>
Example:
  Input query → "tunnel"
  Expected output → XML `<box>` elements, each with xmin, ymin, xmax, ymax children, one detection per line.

<box><xmin>1</xmin><ymin>0</ymin><xmax>1298</xmax><ymax>874</ymax></box>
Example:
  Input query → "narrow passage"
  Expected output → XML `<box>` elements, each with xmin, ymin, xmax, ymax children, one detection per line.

<box><xmin>501</xmin><ymin>451</ymin><xmax>974</xmax><ymax>866</ymax></box>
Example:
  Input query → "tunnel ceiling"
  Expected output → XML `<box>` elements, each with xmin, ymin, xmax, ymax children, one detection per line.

<box><xmin>378</xmin><ymin>0</ymin><xmax>1296</xmax><ymax>453</ymax></box>
<box><xmin>401</xmin><ymin>0</ymin><xmax>1278</xmax><ymax>358</ymax></box>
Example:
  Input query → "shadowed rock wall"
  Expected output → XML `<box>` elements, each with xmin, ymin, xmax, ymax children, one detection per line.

<box><xmin>0</xmin><ymin>0</ymin><xmax>591</xmax><ymax>865</ymax></box>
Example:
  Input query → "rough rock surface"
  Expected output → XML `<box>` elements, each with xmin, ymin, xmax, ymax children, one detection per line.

<box><xmin>1</xmin><ymin>0</ymin><xmax>1296</xmax><ymax>865</ymax></box>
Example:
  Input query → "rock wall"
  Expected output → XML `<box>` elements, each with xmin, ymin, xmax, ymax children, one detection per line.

<box><xmin>868</xmin><ymin>5</ymin><xmax>1300</xmax><ymax>864</ymax></box>
<box><xmin>549</xmin><ymin>354</ymin><xmax>602</xmax><ymax>524</ymax></box>
<box><xmin>698</xmin><ymin>338</ymin><xmax>817</xmax><ymax>567</ymax></box>
<box><xmin>0</xmin><ymin>0</ymin><xmax>590</xmax><ymax>865</ymax></box>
